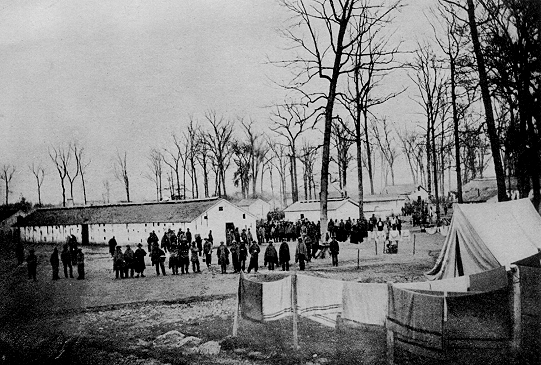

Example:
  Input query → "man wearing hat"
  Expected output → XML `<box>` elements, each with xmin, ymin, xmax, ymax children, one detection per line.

<box><xmin>203</xmin><ymin>237</ymin><xmax>213</xmax><ymax>269</ymax></box>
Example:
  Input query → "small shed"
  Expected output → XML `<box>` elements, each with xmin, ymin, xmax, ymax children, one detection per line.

<box><xmin>363</xmin><ymin>194</ymin><xmax>407</xmax><ymax>218</ymax></box>
<box><xmin>235</xmin><ymin>198</ymin><xmax>271</xmax><ymax>220</ymax></box>
<box><xmin>283</xmin><ymin>198</ymin><xmax>359</xmax><ymax>222</ymax></box>
<box><xmin>17</xmin><ymin>198</ymin><xmax>256</xmax><ymax>247</ymax></box>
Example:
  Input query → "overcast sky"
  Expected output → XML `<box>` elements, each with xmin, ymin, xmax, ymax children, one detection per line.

<box><xmin>0</xmin><ymin>0</ymin><xmax>436</xmax><ymax>205</ymax></box>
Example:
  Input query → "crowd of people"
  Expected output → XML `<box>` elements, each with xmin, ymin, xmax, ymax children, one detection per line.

<box><xmin>14</xmin><ymin>213</ymin><xmax>409</xmax><ymax>281</ymax></box>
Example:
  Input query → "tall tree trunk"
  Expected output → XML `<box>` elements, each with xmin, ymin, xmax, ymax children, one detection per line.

<box><xmin>82</xmin><ymin>177</ymin><xmax>87</xmax><ymax>205</ymax></box>
<box><xmin>451</xmin><ymin>53</ymin><xmax>463</xmax><ymax>203</ymax></box>
<box><xmin>355</xmin><ymin>97</ymin><xmax>364</xmax><ymax>219</ymax></box>
<box><xmin>432</xmin><ymin>121</ymin><xmax>440</xmax><ymax>222</ymax></box>
<box><xmin>426</xmin><ymin>121</ymin><xmax>432</xmax><ymax>196</ymax></box>
<box><xmin>363</xmin><ymin>108</ymin><xmax>375</xmax><ymax>194</ymax></box>
<box><xmin>291</xmin><ymin>148</ymin><xmax>299</xmax><ymax>202</ymax></box>
<box><xmin>466</xmin><ymin>0</ymin><xmax>506</xmax><ymax>202</ymax></box>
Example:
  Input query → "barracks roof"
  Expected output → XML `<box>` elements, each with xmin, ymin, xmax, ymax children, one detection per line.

<box><xmin>284</xmin><ymin>198</ymin><xmax>358</xmax><ymax>212</ymax></box>
<box><xmin>18</xmin><ymin>198</ymin><xmax>224</xmax><ymax>226</ymax></box>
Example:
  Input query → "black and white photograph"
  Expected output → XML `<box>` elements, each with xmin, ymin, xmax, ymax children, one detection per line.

<box><xmin>0</xmin><ymin>0</ymin><xmax>540</xmax><ymax>364</ymax></box>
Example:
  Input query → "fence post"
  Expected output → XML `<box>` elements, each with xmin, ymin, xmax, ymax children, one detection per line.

<box><xmin>232</xmin><ymin>272</ymin><xmax>242</xmax><ymax>337</ymax></box>
<box><xmin>292</xmin><ymin>271</ymin><xmax>299</xmax><ymax>350</ymax></box>
<box><xmin>386</xmin><ymin>282</ymin><xmax>395</xmax><ymax>365</ymax></box>
<box><xmin>357</xmin><ymin>248</ymin><xmax>360</xmax><ymax>269</ymax></box>
<box><xmin>509</xmin><ymin>265</ymin><xmax>521</xmax><ymax>362</ymax></box>
<box><xmin>413</xmin><ymin>234</ymin><xmax>416</xmax><ymax>255</ymax></box>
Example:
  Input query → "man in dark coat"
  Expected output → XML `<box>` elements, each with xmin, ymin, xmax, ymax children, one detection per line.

<box><xmin>203</xmin><ymin>238</ymin><xmax>213</xmax><ymax>268</ymax></box>
<box><xmin>113</xmin><ymin>246</ymin><xmax>125</xmax><ymax>279</ymax></box>
<box><xmin>50</xmin><ymin>247</ymin><xmax>60</xmax><ymax>280</ymax></box>
<box><xmin>247</xmin><ymin>241</ymin><xmax>260</xmax><ymax>273</ymax></box>
<box><xmin>108</xmin><ymin>236</ymin><xmax>117</xmax><ymax>257</ymax></box>
<box><xmin>161</xmin><ymin>232</ymin><xmax>170</xmax><ymax>253</ymax></box>
<box><xmin>195</xmin><ymin>234</ymin><xmax>203</xmax><ymax>256</ymax></box>
<box><xmin>279</xmin><ymin>241</ymin><xmax>290</xmax><ymax>271</ymax></box>
<box><xmin>186</xmin><ymin>228</ymin><xmax>192</xmax><ymax>244</ymax></box>
<box><xmin>124</xmin><ymin>245</ymin><xmax>135</xmax><ymax>278</ymax></box>
<box><xmin>217</xmin><ymin>241</ymin><xmax>230</xmax><ymax>274</ymax></box>
<box><xmin>330</xmin><ymin>238</ymin><xmax>339</xmax><ymax>267</ymax></box>
<box><xmin>179</xmin><ymin>240</ymin><xmax>190</xmax><ymax>274</ymax></box>
<box><xmin>134</xmin><ymin>243</ymin><xmax>147</xmax><ymax>278</ymax></box>
<box><xmin>60</xmin><ymin>244</ymin><xmax>73</xmax><ymax>278</ymax></box>
<box><xmin>230</xmin><ymin>241</ymin><xmax>239</xmax><ymax>273</ymax></box>
<box><xmin>295</xmin><ymin>238</ymin><xmax>307</xmax><ymax>271</ymax></box>
<box><xmin>264</xmin><ymin>242</ymin><xmax>278</xmax><ymax>271</ymax></box>
<box><xmin>26</xmin><ymin>248</ymin><xmax>38</xmax><ymax>281</ymax></box>
<box><xmin>238</xmin><ymin>241</ymin><xmax>248</xmax><ymax>272</ymax></box>
<box><xmin>151</xmin><ymin>243</ymin><xmax>166</xmax><ymax>276</ymax></box>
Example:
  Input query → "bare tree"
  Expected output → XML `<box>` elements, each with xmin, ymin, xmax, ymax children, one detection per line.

<box><xmin>49</xmin><ymin>145</ymin><xmax>70</xmax><ymax>207</ymax></box>
<box><xmin>372</xmin><ymin>117</ymin><xmax>399</xmax><ymax>185</ymax></box>
<box><xmin>163</xmin><ymin>134</ymin><xmax>184</xmax><ymax>200</ymax></box>
<box><xmin>74</xmin><ymin>145</ymin><xmax>91</xmax><ymax>205</ymax></box>
<box><xmin>278</xmin><ymin>0</ymin><xmax>402</xmax><ymax>237</ymax></box>
<box><xmin>145</xmin><ymin>149</ymin><xmax>163</xmax><ymax>202</ymax></box>
<box><xmin>270</xmin><ymin>101</ymin><xmax>312</xmax><ymax>203</ymax></box>
<box><xmin>331</xmin><ymin>118</ymin><xmax>354</xmax><ymax>195</ymax></box>
<box><xmin>396</xmin><ymin>127</ymin><xmax>425</xmax><ymax>185</ymax></box>
<box><xmin>240</xmin><ymin>119</ymin><xmax>266</xmax><ymax>197</ymax></box>
<box><xmin>410</xmin><ymin>44</ymin><xmax>447</xmax><ymax>221</ymax></box>
<box><xmin>268</xmin><ymin>141</ymin><xmax>290</xmax><ymax>208</ymax></box>
<box><xmin>231</xmin><ymin>140</ymin><xmax>251</xmax><ymax>198</ymax></box>
<box><xmin>64</xmin><ymin>143</ymin><xmax>81</xmax><ymax>204</ymax></box>
<box><xmin>102</xmin><ymin>180</ymin><xmax>111</xmax><ymax>204</ymax></box>
<box><xmin>29</xmin><ymin>163</ymin><xmax>45</xmax><ymax>206</ymax></box>
<box><xmin>299</xmin><ymin>141</ymin><xmax>320</xmax><ymax>200</ymax></box>
<box><xmin>203</xmin><ymin>110</ymin><xmax>235</xmax><ymax>197</ymax></box>
<box><xmin>195</xmin><ymin>129</ymin><xmax>212</xmax><ymax>198</ymax></box>
<box><xmin>0</xmin><ymin>165</ymin><xmax>16</xmax><ymax>205</ymax></box>
<box><xmin>187</xmin><ymin>120</ymin><xmax>200</xmax><ymax>198</ymax></box>
<box><xmin>113</xmin><ymin>150</ymin><xmax>130</xmax><ymax>202</ymax></box>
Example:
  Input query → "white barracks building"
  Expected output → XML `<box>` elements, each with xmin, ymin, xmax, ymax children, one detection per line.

<box><xmin>17</xmin><ymin>198</ymin><xmax>257</xmax><ymax>247</ymax></box>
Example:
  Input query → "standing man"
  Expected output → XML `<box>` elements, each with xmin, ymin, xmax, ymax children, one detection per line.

<box><xmin>264</xmin><ymin>242</ymin><xmax>278</xmax><ymax>271</ymax></box>
<box><xmin>124</xmin><ymin>245</ymin><xmax>135</xmax><ymax>278</ymax></box>
<box><xmin>329</xmin><ymin>237</ymin><xmax>339</xmax><ymax>267</ymax></box>
<box><xmin>247</xmin><ymin>241</ymin><xmax>260</xmax><ymax>273</ymax></box>
<box><xmin>190</xmin><ymin>242</ymin><xmax>201</xmax><ymax>273</ymax></box>
<box><xmin>203</xmin><ymin>238</ymin><xmax>213</xmax><ymax>269</ymax></box>
<box><xmin>208</xmin><ymin>230</ymin><xmax>214</xmax><ymax>246</ymax></box>
<box><xmin>113</xmin><ymin>246</ymin><xmax>125</xmax><ymax>279</ymax></box>
<box><xmin>151</xmin><ymin>243</ymin><xmax>166</xmax><ymax>276</ymax></box>
<box><xmin>50</xmin><ymin>247</ymin><xmax>60</xmax><ymax>280</ymax></box>
<box><xmin>179</xmin><ymin>240</ymin><xmax>190</xmax><ymax>274</ymax></box>
<box><xmin>238</xmin><ymin>241</ymin><xmax>248</xmax><ymax>272</ymax></box>
<box><xmin>247</xmin><ymin>228</ymin><xmax>253</xmax><ymax>243</ymax></box>
<box><xmin>279</xmin><ymin>241</ymin><xmax>290</xmax><ymax>271</ymax></box>
<box><xmin>76</xmin><ymin>248</ymin><xmax>85</xmax><ymax>280</ymax></box>
<box><xmin>230</xmin><ymin>241</ymin><xmax>239</xmax><ymax>273</ymax></box>
<box><xmin>108</xmin><ymin>236</ymin><xmax>117</xmax><ymax>257</ymax></box>
<box><xmin>217</xmin><ymin>241</ymin><xmax>230</xmax><ymax>274</ymax></box>
<box><xmin>61</xmin><ymin>244</ymin><xmax>73</xmax><ymax>278</ymax></box>
<box><xmin>295</xmin><ymin>238</ymin><xmax>307</xmax><ymax>271</ymax></box>
<box><xmin>186</xmin><ymin>228</ymin><xmax>192</xmax><ymax>245</ymax></box>
<box><xmin>134</xmin><ymin>243</ymin><xmax>147</xmax><ymax>278</ymax></box>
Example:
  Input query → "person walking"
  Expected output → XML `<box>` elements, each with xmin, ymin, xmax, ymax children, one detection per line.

<box><xmin>124</xmin><ymin>245</ymin><xmax>135</xmax><ymax>278</ymax></box>
<box><xmin>50</xmin><ymin>247</ymin><xmax>60</xmax><ymax>280</ymax></box>
<box><xmin>113</xmin><ymin>246</ymin><xmax>125</xmax><ymax>279</ymax></box>
<box><xmin>217</xmin><ymin>241</ymin><xmax>230</xmax><ymax>274</ymax></box>
<box><xmin>195</xmin><ymin>234</ymin><xmax>203</xmax><ymax>256</ymax></box>
<box><xmin>134</xmin><ymin>243</ymin><xmax>147</xmax><ymax>278</ymax></box>
<box><xmin>151</xmin><ymin>243</ymin><xmax>166</xmax><ymax>276</ymax></box>
<box><xmin>279</xmin><ymin>241</ymin><xmax>290</xmax><ymax>271</ymax></box>
<box><xmin>247</xmin><ymin>241</ymin><xmax>260</xmax><ymax>273</ymax></box>
<box><xmin>108</xmin><ymin>236</ymin><xmax>117</xmax><ymax>257</ymax></box>
<box><xmin>264</xmin><ymin>242</ymin><xmax>278</xmax><ymax>271</ymax></box>
<box><xmin>329</xmin><ymin>237</ymin><xmax>339</xmax><ymax>267</ymax></box>
<box><xmin>295</xmin><ymin>238</ymin><xmax>307</xmax><ymax>271</ymax></box>
<box><xmin>203</xmin><ymin>238</ymin><xmax>212</xmax><ymax>268</ymax></box>
<box><xmin>76</xmin><ymin>248</ymin><xmax>85</xmax><ymax>280</ymax></box>
<box><xmin>169</xmin><ymin>245</ymin><xmax>179</xmax><ymax>275</ymax></box>
<box><xmin>190</xmin><ymin>242</ymin><xmax>201</xmax><ymax>273</ymax></box>
<box><xmin>61</xmin><ymin>244</ymin><xmax>73</xmax><ymax>278</ymax></box>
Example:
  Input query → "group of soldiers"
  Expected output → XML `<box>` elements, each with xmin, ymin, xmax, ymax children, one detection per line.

<box><xmin>15</xmin><ymin>235</ymin><xmax>86</xmax><ymax>281</ymax></box>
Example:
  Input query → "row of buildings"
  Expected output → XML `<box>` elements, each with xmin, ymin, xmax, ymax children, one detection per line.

<box><xmin>3</xmin><ymin>182</ymin><xmax>475</xmax><ymax>246</ymax></box>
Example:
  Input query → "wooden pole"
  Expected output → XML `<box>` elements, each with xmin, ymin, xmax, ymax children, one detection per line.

<box><xmin>357</xmin><ymin>248</ymin><xmax>360</xmax><ymax>269</ymax></box>
<box><xmin>375</xmin><ymin>236</ymin><xmax>378</xmax><ymax>255</ymax></box>
<box><xmin>510</xmin><ymin>265</ymin><xmax>521</xmax><ymax>362</ymax></box>
<box><xmin>232</xmin><ymin>271</ymin><xmax>242</xmax><ymax>337</ymax></box>
<box><xmin>386</xmin><ymin>282</ymin><xmax>395</xmax><ymax>365</ymax></box>
<box><xmin>413</xmin><ymin>234</ymin><xmax>416</xmax><ymax>255</ymax></box>
<box><xmin>292</xmin><ymin>271</ymin><xmax>299</xmax><ymax>350</ymax></box>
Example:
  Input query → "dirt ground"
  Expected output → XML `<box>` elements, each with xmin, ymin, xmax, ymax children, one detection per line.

<box><xmin>0</xmin><ymin>227</ymin><xmax>445</xmax><ymax>365</ymax></box>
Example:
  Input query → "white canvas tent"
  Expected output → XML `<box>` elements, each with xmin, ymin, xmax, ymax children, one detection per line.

<box><xmin>426</xmin><ymin>199</ymin><xmax>541</xmax><ymax>280</ymax></box>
